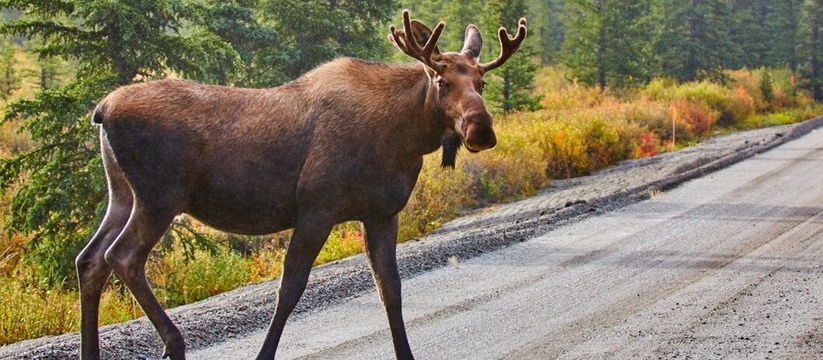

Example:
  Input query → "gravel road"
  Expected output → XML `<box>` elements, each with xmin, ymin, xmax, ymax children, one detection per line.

<box><xmin>2</xmin><ymin>116</ymin><xmax>822</xmax><ymax>359</ymax></box>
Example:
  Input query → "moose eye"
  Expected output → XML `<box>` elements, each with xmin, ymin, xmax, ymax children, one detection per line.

<box><xmin>436</xmin><ymin>78</ymin><xmax>447</xmax><ymax>89</ymax></box>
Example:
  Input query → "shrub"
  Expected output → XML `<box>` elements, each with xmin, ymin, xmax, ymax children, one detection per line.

<box><xmin>461</xmin><ymin>130</ymin><xmax>548</xmax><ymax>204</ymax></box>
<box><xmin>399</xmin><ymin>155</ymin><xmax>471</xmax><ymax>241</ymax></box>
<box><xmin>148</xmin><ymin>248</ymin><xmax>254</xmax><ymax>307</ymax></box>
<box><xmin>0</xmin><ymin>276</ymin><xmax>77</xmax><ymax>345</ymax></box>
<box><xmin>314</xmin><ymin>223</ymin><xmax>365</xmax><ymax>266</ymax></box>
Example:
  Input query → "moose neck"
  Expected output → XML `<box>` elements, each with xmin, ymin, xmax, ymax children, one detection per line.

<box><xmin>385</xmin><ymin>63</ymin><xmax>451</xmax><ymax>157</ymax></box>
<box><xmin>290</xmin><ymin>58</ymin><xmax>451</xmax><ymax>161</ymax></box>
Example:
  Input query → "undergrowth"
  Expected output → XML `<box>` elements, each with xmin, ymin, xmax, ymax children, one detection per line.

<box><xmin>1</xmin><ymin>66</ymin><xmax>821</xmax><ymax>345</ymax></box>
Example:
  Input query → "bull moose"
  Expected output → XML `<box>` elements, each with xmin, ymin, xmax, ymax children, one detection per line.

<box><xmin>76</xmin><ymin>10</ymin><xmax>527</xmax><ymax>360</ymax></box>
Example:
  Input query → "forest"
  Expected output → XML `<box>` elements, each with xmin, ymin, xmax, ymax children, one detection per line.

<box><xmin>0</xmin><ymin>0</ymin><xmax>822</xmax><ymax>345</ymax></box>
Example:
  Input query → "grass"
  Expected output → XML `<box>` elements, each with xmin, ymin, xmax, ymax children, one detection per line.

<box><xmin>1</xmin><ymin>64</ymin><xmax>821</xmax><ymax>345</ymax></box>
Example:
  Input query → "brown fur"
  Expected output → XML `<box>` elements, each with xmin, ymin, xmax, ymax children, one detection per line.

<box><xmin>76</xmin><ymin>11</ymin><xmax>525</xmax><ymax>360</ymax></box>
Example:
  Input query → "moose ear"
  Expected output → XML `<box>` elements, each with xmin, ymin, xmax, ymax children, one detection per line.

<box><xmin>461</xmin><ymin>24</ymin><xmax>483</xmax><ymax>59</ymax></box>
<box><xmin>409</xmin><ymin>20</ymin><xmax>442</xmax><ymax>56</ymax></box>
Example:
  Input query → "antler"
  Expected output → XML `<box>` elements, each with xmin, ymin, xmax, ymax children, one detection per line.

<box><xmin>481</xmin><ymin>18</ymin><xmax>528</xmax><ymax>73</ymax></box>
<box><xmin>389</xmin><ymin>10</ymin><xmax>445</xmax><ymax>72</ymax></box>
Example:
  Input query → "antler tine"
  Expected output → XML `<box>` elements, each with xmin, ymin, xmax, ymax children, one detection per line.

<box><xmin>389</xmin><ymin>10</ymin><xmax>445</xmax><ymax>72</ymax></box>
<box><xmin>481</xmin><ymin>17</ymin><xmax>528</xmax><ymax>73</ymax></box>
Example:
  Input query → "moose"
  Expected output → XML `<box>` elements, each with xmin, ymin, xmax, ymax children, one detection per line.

<box><xmin>75</xmin><ymin>10</ymin><xmax>526</xmax><ymax>360</ymax></box>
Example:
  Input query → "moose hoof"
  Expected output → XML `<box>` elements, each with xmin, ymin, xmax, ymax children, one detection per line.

<box><xmin>161</xmin><ymin>344</ymin><xmax>186</xmax><ymax>360</ymax></box>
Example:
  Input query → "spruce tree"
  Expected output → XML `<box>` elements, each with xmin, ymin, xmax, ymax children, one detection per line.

<box><xmin>767</xmin><ymin>0</ymin><xmax>803</xmax><ymax>70</ymax></box>
<box><xmin>259</xmin><ymin>0</ymin><xmax>395</xmax><ymax>81</ymax></box>
<box><xmin>652</xmin><ymin>0</ymin><xmax>741</xmax><ymax>83</ymax></box>
<box><xmin>803</xmin><ymin>0</ymin><xmax>823</xmax><ymax>100</ymax></box>
<box><xmin>728</xmin><ymin>0</ymin><xmax>771</xmax><ymax>69</ymax></box>
<box><xmin>0</xmin><ymin>0</ymin><xmax>242</xmax><ymax>285</ymax></box>
<box><xmin>562</xmin><ymin>0</ymin><xmax>651</xmax><ymax>88</ymax></box>
<box><xmin>483</xmin><ymin>0</ymin><xmax>542</xmax><ymax>112</ymax></box>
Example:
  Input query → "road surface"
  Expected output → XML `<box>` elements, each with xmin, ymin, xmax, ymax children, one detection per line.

<box><xmin>189</xmin><ymin>129</ymin><xmax>823</xmax><ymax>359</ymax></box>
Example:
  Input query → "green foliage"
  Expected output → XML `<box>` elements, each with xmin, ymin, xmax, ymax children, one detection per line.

<box><xmin>0</xmin><ymin>0</ymin><xmax>243</xmax><ymax>286</ymax></box>
<box><xmin>728</xmin><ymin>0</ymin><xmax>771</xmax><ymax>69</ymax></box>
<box><xmin>151</xmin><ymin>248</ymin><xmax>253</xmax><ymax>307</ymax></box>
<box><xmin>484</xmin><ymin>43</ymin><xmax>543</xmax><ymax>113</ymax></box>
<box><xmin>532</xmin><ymin>0</ymin><xmax>566</xmax><ymax>65</ymax></box>
<box><xmin>562</xmin><ymin>0</ymin><xmax>652</xmax><ymax>88</ymax></box>
<box><xmin>760</xmin><ymin>69</ymin><xmax>774</xmax><ymax>106</ymax></box>
<box><xmin>652</xmin><ymin>0</ymin><xmax>741</xmax><ymax>83</ymax></box>
<box><xmin>799</xmin><ymin>0</ymin><xmax>823</xmax><ymax>101</ymax></box>
<box><xmin>0</xmin><ymin>38</ymin><xmax>18</xmax><ymax>98</ymax></box>
<box><xmin>766</xmin><ymin>0</ymin><xmax>803</xmax><ymax>70</ymax></box>
<box><xmin>199</xmin><ymin>0</ymin><xmax>281</xmax><ymax>86</ymax></box>
<box><xmin>260</xmin><ymin>0</ymin><xmax>396</xmax><ymax>82</ymax></box>
<box><xmin>482</xmin><ymin>0</ymin><xmax>542</xmax><ymax>113</ymax></box>
<box><xmin>0</xmin><ymin>78</ymin><xmax>109</xmax><ymax>286</ymax></box>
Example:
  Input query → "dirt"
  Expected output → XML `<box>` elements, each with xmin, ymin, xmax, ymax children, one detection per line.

<box><xmin>1</xmin><ymin>116</ymin><xmax>822</xmax><ymax>360</ymax></box>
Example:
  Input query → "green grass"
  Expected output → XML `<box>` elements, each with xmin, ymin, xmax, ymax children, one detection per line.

<box><xmin>1</xmin><ymin>65</ymin><xmax>821</xmax><ymax>345</ymax></box>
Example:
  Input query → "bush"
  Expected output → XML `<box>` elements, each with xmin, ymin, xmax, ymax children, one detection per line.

<box><xmin>0</xmin><ymin>276</ymin><xmax>77</xmax><ymax>345</ymax></box>
<box><xmin>148</xmin><ymin>248</ymin><xmax>254</xmax><ymax>307</ymax></box>
<box><xmin>462</xmin><ymin>130</ymin><xmax>548</xmax><ymax>204</ymax></box>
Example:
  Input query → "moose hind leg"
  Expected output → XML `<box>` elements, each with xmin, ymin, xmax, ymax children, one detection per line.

<box><xmin>104</xmin><ymin>204</ymin><xmax>183</xmax><ymax>359</ymax></box>
<box><xmin>363</xmin><ymin>216</ymin><xmax>414</xmax><ymax>360</ymax></box>
<box><xmin>255</xmin><ymin>218</ymin><xmax>334</xmax><ymax>360</ymax></box>
<box><xmin>77</xmin><ymin>145</ymin><xmax>135</xmax><ymax>360</ymax></box>
<box><xmin>76</xmin><ymin>196</ymin><xmax>132</xmax><ymax>360</ymax></box>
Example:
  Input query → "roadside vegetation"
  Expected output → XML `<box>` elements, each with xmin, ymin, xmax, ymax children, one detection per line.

<box><xmin>2</xmin><ymin>0</ymin><xmax>823</xmax><ymax>346</ymax></box>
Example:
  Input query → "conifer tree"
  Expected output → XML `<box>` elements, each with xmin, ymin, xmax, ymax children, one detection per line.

<box><xmin>534</xmin><ymin>0</ymin><xmax>566</xmax><ymax>65</ymax></box>
<box><xmin>0</xmin><ymin>0</ymin><xmax>242</xmax><ymax>285</ymax></box>
<box><xmin>259</xmin><ymin>0</ymin><xmax>395</xmax><ymax>81</ymax></box>
<box><xmin>562</xmin><ymin>0</ymin><xmax>651</xmax><ymax>88</ymax></box>
<box><xmin>483</xmin><ymin>0</ymin><xmax>542</xmax><ymax>112</ymax></box>
<box><xmin>200</xmin><ymin>0</ymin><xmax>280</xmax><ymax>87</ymax></box>
<box><xmin>803</xmin><ymin>0</ymin><xmax>823</xmax><ymax>100</ymax></box>
<box><xmin>767</xmin><ymin>0</ymin><xmax>803</xmax><ymax>70</ymax></box>
<box><xmin>652</xmin><ymin>0</ymin><xmax>741</xmax><ymax>82</ymax></box>
<box><xmin>728</xmin><ymin>0</ymin><xmax>771</xmax><ymax>69</ymax></box>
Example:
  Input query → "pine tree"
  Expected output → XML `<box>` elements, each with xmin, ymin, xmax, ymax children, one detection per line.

<box><xmin>483</xmin><ymin>0</ymin><xmax>542</xmax><ymax>112</ymax></box>
<box><xmin>0</xmin><ymin>0</ymin><xmax>243</xmax><ymax>285</ymax></box>
<box><xmin>259</xmin><ymin>0</ymin><xmax>396</xmax><ymax>81</ymax></box>
<box><xmin>534</xmin><ymin>0</ymin><xmax>567</xmax><ymax>65</ymax></box>
<box><xmin>767</xmin><ymin>0</ymin><xmax>803</xmax><ymax>70</ymax></box>
<box><xmin>652</xmin><ymin>0</ymin><xmax>741</xmax><ymax>83</ymax></box>
<box><xmin>728</xmin><ymin>0</ymin><xmax>771</xmax><ymax>69</ymax></box>
<box><xmin>0</xmin><ymin>37</ymin><xmax>17</xmax><ymax>99</ymax></box>
<box><xmin>562</xmin><ymin>0</ymin><xmax>651</xmax><ymax>88</ymax></box>
<box><xmin>200</xmin><ymin>0</ymin><xmax>280</xmax><ymax>87</ymax></box>
<box><xmin>803</xmin><ymin>0</ymin><xmax>823</xmax><ymax>100</ymax></box>
<box><xmin>442</xmin><ymin>0</ymin><xmax>485</xmax><ymax>50</ymax></box>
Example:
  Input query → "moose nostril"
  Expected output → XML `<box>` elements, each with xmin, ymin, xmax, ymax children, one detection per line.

<box><xmin>464</xmin><ymin>123</ymin><xmax>496</xmax><ymax>151</ymax></box>
<box><xmin>488</xmin><ymin>133</ymin><xmax>497</xmax><ymax>148</ymax></box>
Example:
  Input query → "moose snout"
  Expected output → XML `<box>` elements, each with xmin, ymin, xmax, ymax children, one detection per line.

<box><xmin>460</xmin><ymin>111</ymin><xmax>497</xmax><ymax>152</ymax></box>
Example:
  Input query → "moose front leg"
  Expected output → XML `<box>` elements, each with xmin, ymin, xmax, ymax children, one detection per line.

<box><xmin>256</xmin><ymin>218</ymin><xmax>334</xmax><ymax>360</ymax></box>
<box><xmin>363</xmin><ymin>216</ymin><xmax>414</xmax><ymax>360</ymax></box>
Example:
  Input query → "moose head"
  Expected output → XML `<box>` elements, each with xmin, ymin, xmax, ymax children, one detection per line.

<box><xmin>389</xmin><ymin>10</ymin><xmax>527</xmax><ymax>167</ymax></box>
